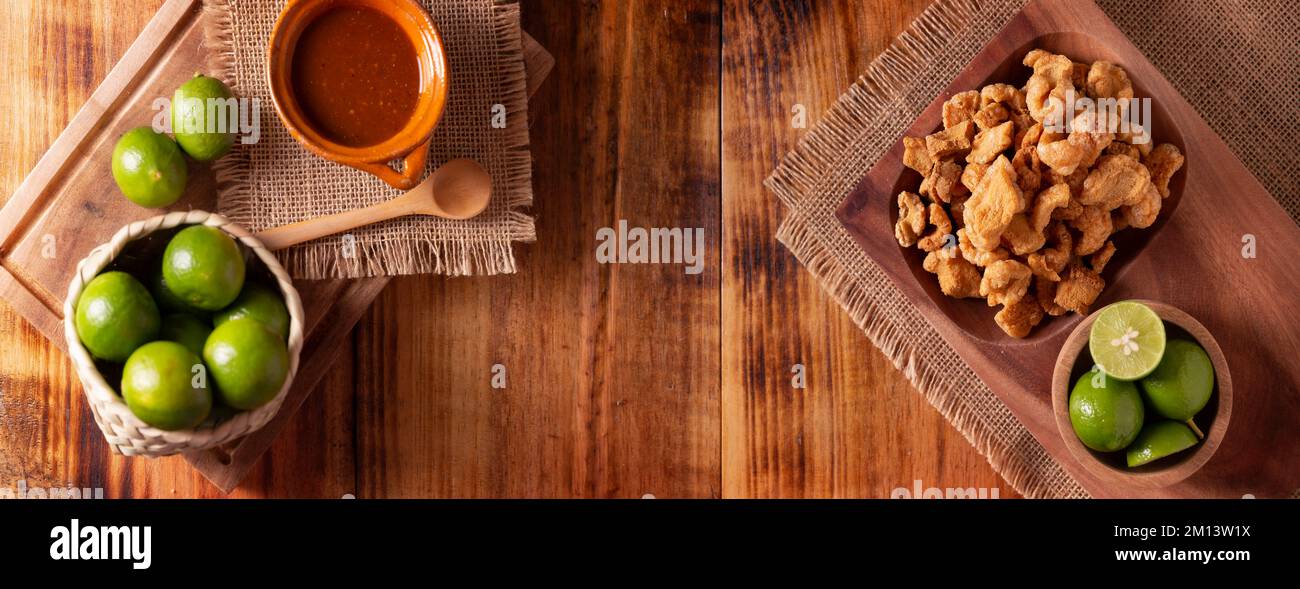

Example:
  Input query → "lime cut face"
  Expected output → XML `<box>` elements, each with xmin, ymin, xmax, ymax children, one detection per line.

<box><xmin>1068</xmin><ymin>368</ymin><xmax>1144</xmax><ymax>452</ymax></box>
<box><xmin>1140</xmin><ymin>339</ymin><xmax>1214</xmax><ymax>421</ymax></box>
<box><xmin>1089</xmin><ymin>301</ymin><xmax>1166</xmax><ymax>381</ymax></box>
<box><xmin>1126</xmin><ymin>420</ymin><xmax>1199</xmax><ymax>467</ymax></box>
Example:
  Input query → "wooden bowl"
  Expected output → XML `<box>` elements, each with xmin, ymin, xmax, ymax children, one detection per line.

<box><xmin>1051</xmin><ymin>300</ymin><xmax>1232</xmax><ymax>488</ymax></box>
<box><xmin>267</xmin><ymin>0</ymin><xmax>449</xmax><ymax>190</ymax></box>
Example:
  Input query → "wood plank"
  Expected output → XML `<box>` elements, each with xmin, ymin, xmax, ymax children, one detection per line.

<box><xmin>0</xmin><ymin>0</ymin><xmax>350</xmax><ymax>498</ymax></box>
<box><xmin>723</xmin><ymin>0</ymin><xmax>1021</xmax><ymax>498</ymax></box>
<box><xmin>355</xmin><ymin>0</ymin><xmax>722</xmax><ymax>498</ymax></box>
<box><xmin>836</xmin><ymin>0</ymin><xmax>1300</xmax><ymax>497</ymax></box>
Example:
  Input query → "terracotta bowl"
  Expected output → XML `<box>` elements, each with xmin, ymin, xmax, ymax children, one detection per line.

<box><xmin>1051</xmin><ymin>300</ymin><xmax>1232</xmax><ymax>489</ymax></box>
<box><xmin>268</xmin><ymin>0</ymin><xmax>449</xmax><ymax>190</ymax></box>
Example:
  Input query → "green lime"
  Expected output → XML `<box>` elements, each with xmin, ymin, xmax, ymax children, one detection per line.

<box><xmin>203</xmin><ymin>318</ymin><xmax>289</xmax><ymax>410</ymax></box>
<box><xmin>74</xmin><ymin>271</ymin><xmax>161</xmax><ymax>362</ymax></box>
<box><xmin>1126</xmin><ymin>420</ymin><xmax>1199</xmax><ymax>467</ymax></box>
<box><xmin>121</xmin><ymin>341</ymin><xmax>212</xmax><ymax>430</ymax></box>
<box><xmin>172</xmin><ymin>74</ymin><xmax>236</xmax><ymax>161</ymax></box>
<box><xmin>159</xmin><ymin>313</ymin><xmax>212</xmax><ymax>356</ymax></box>
<box><xmin>162</xmin><ymin>225</ymin><xmax>245</xmax><ymax>311</ymax></box>
<box><xmin>150</xmin><ymin>269</ymin><xmax>206</xmax><ymax>316</ymax></box>
<box><xmin>1089</xmin><ymin>301</ymin><xmax>1166</xmax><ymax>381</ymax></box>
<box><xmin>1139</xmin><ymin>339</ymin><xmax>1214</xmax><ymax>421</ymax></box>
<box><xmin>111</xmin><ymin>127</ymin><xmax>188</xmax><ymax>208</ymax></box>
<box><xmin>214</xmin><ymin>283</ymin><xmax>289</xmax><ymax>341</ymax></box>
<box><xmin>1069</xmin><ymin>368</ymin><xmax>1144</xmax><ymax>452</ymax></box>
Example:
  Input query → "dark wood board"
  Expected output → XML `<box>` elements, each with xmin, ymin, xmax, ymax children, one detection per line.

<box><xmin>836</xmin><ymin>0</ymin><xmax>1300</xmax><ymax>497</ymax></box>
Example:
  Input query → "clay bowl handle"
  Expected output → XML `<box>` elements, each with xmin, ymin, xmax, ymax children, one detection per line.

<box><xmin>350</xmin><ymin>136</ymin><xmax>432</xmax><ymax>191</ymax></box>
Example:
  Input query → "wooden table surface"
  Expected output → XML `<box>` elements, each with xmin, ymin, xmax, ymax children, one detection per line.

<box><xmin>0</xmin><ymin>0</ymin><xmax>1017</xmax><ymax>498</ymax></box>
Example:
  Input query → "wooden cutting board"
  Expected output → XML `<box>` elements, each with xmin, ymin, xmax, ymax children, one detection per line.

<box><xmin>0</xmin><ymin>0</ymin><xmax>552</xmax><ymax>492</ymax></box>
<box><xmin>837</xmin><ymin>0</ymin><xmax>1300</xmax><ymax>498</ymax></box>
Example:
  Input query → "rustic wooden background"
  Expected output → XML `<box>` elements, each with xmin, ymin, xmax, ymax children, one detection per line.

<box><xmin>0</xmin><ymin>0</ymin><xmax>1016</xmax><ymax>498</ymax></box>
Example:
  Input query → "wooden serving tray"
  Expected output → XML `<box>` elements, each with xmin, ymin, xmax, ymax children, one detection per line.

<box><xmin>836</xmin><ymin>0</ymin><xmax>1300</xmax><ymax>497</ymax></box>
<box><xmin>0</xmin><ymin>0</ymin><xmax>552</xmax><ymax>492</ymax></box>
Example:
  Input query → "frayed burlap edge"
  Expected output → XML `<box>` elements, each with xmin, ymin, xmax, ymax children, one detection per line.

<box><xmin>767</xmin><ymin>0</ymin><xmax>1088</xmax><ymax>499</ymax></box>
<box><xmin>200</xmin><ymin>0</ymin><xmax>536</xmax><ymax>278</ymax></box>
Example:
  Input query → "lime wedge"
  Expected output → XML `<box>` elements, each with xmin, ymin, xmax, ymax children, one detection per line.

<box><xmin>1089</xmin><ymin>301</ymin><xmax>1166</xmax><ymax>381</ymax></box>
<box><xmin>1126</xmin><ymin>420</ymin><xmax>1199</xmax><ymax>467</ymax></box>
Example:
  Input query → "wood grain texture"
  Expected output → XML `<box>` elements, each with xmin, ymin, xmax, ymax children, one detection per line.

<box><xmin>723</xmin><ymin>0</ymin><xmax>1020</xmax><ymax>498</ymax></box>
<box><xmin>355</xmin><ymin>0</ymin><xmax>722</xmax><ymax>498</ymax></box>
<box><xmin>837</xmin><ymin>0</ymin><xmax>1300</xmax><ymax>497</ymax></box>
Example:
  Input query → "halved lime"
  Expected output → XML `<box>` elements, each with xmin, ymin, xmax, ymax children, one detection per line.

<box><xmin>1126</xmin><ymin>420</ymin><xmax>1199</xmax><ymax>467</ymax></box>
<box><xmin>1089</xmin><ymin>301</ymin><xmax>1166</xmax><ymax>381</ymax></box>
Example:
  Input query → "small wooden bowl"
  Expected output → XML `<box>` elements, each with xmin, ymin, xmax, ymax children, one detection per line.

<box><xmin>1051</xmin><ymin>300</ymin><xmax>1232</xmax><ymax>488</ymax></box>
<box><xmin>267</xmin><ymin>0</ymin><xmax>449</xmax><ymax>190</ymax></box>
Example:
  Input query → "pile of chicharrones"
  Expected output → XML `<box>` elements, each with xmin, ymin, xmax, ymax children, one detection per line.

<box><xmin>895</xmin><ymin>49</ymin><xmax>1185</xmax><ymax>338</ymax></box>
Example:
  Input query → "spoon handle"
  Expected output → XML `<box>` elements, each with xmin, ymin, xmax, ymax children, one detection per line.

<box><xmin>255</xmin><ymin>190</ymin><xmax>424</xmax><ymax>251</ymax></box>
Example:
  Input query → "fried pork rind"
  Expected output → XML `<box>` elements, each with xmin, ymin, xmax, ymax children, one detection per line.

<box><xmin>957</xmin><ymin>228</ymin><xmax>1010</xmax><ymax>267</ymax></box>
<box><xmin>971</xmin><ymin>102</ymin><xmax>1011</xmax><ymax>131</ymax></box>
<box><xmin>995</xmin><ymin>295</ymin><xmax>1045</xmax><ymax>338</ymax></box>
<box><xmin>1037</xmin><ymin>137</ymin><xmax>1085</xmax><ymax>176</ymax></box>
<box><xmin>1066</xmin><ymin>110</ymin><xmax>1114</xmax><ymax>169</ymax></box>
<box><xmin>1121</xmin><ymin>179</ymin><xmax>1162</xmax><ymax>229</ymax></box>
<box><xmin>918</xmin><ymin>204</ymin><xmax>954</xmax><ymax>252</ymax></box>
<box><xmin>1054</xmin><ymin>263</ymin><xmax>1105</xmax><ymax>315</ymax></box>
<box><xmin>980</xmin><ymin>259</ymin><xmax>1032</xmax><ymax>307</ymax></box>
<box><xmin>895</xmin><ymin>49</ymin><xmax>1181</xmax><ymax>337</ymax></box>
<box><xmin>1011</xmin><ymin>145</ymin><xmax>1043</xmax><ymax>193</ymax></box>
<box><xmin>895</xmin><ymin>191</ymin><xmax>927</xmax><ymax>247</ymax></box>
<box><xmin>1080</xmin><ymin>154</ymin><xmax>1157</xmax><ymax>210</ymax></box>
<box><xmin>903</xmin><ymin>136</ymin><xmax>933</xmax><ymax>175</ymax></box>
<box><xmin>1085</xmin><ymin>61</ymin><xmax>1134</xmax><ymax>104</ymax></box>
<box><xmin>942</xmin><ymin>91</ymin><xmax>981</xmax><ymax>129</ymax></box>
<box><xmin>980</xmin><ymin>83</ymin><xmax>1019</xmax><ymax>108</ymax></box>
<box><xmin>1026</xmin><ymin>221</ymin><xmax>1072</xmax><ymax>281</ymax></box>
<box><xmin>926</xmin><ymin>120</ymin><xmax>976</xmax><ymax>161</ymax></box>
<box><xmin>924</xmin><ymin>250</ymin><xmax>983</xmax><ymax>299</ymax></box>
<box><xmin>1143</xmin><ymin>143</ymin><xmax>1185</xmax><ymax>198</ymax></box>
<box><xmin>1001</xmin><ymin>214</ymin><xmax>1045</xmax><ymax>255</ymax></box>
<box><xmin>960</xmin><ymin>162</ymin><xmax>989</xmax><ymax>193</ymax></box>
<box><xmin>968</xmin><ymin>121</ymin><xmax>1014</xmax><ymax>165</ymax></box>
<box><xmin>1090</xmin><ymin>240</ymin><xmax>1117</xmax><ymax>273</ymax></box>
<box><xmin>1023</xmin><ymin>49</ymin><xmax>1075</xmax><ymax>123</ymax></box>
<box><xmin>1104</xmin><ymin>141</ymin><xmax>1142</xmax><ymax>160</ymax></box>
<box><xmin>1070</xmin><ymin>204</ymin><xmax>1113</xmax><ymax>255</ymax></box>
<box><xmin>1031</xmin><ymin>183</ymin><xmax>1071</xmax><ymax>231</ymax></box>
<box><xmin>964</xmin><ymin>155</ymin><xmax>1025</xmax><ymax>251</ymax></box>
<box><xmin>1035</xmin><ymin>275</ymin><xmax>1067</xmax><ymax>316</ymax></box>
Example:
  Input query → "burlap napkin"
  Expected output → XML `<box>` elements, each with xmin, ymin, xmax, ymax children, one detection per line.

<box><xmin>203</xmin><ymin>0</ymin><xmax>535</xmax><ymax>278</ymax></box>
<box><xmin>767</xmin><ymin>0</ymin><xmax>1300</xmax><ymax>498</ymax></box>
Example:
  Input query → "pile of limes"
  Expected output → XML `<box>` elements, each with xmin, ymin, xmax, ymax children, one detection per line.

<box><xmin>75</xmin><ymin>225</ymin><xmax>291</xmax><ymax>431</ymax></box>
<box><xmin>111</xmin><ymin>73</ymin><xmax>236</xmax><ymax>208</ymax></box>
<box><xmin>1069</xmin><ymin>301</ymin><xmax>1216</xmax><ymax>468</ymax></box>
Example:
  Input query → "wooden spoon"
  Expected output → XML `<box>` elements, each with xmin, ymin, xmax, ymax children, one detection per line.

<box><xmin>254</xmin><ymin>159</ymin><xmax>492</xmax><ymax>251</ymax></box>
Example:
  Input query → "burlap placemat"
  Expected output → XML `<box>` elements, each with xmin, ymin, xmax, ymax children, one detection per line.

<box><xmin>203</xmin><ymin>0</ymin><xmax>535</xmax><ymax>278</ymax></box>
<box><xmin>767</xmin><ymin>0</ymin><xmax>1300</xmax><ymax>498</ymax></box>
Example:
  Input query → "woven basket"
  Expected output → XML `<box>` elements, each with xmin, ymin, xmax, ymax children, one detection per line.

<box><xmin>63</xmin><ymin>210</ymin><xmax>305</xmax><ymax>457</ymax></box>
